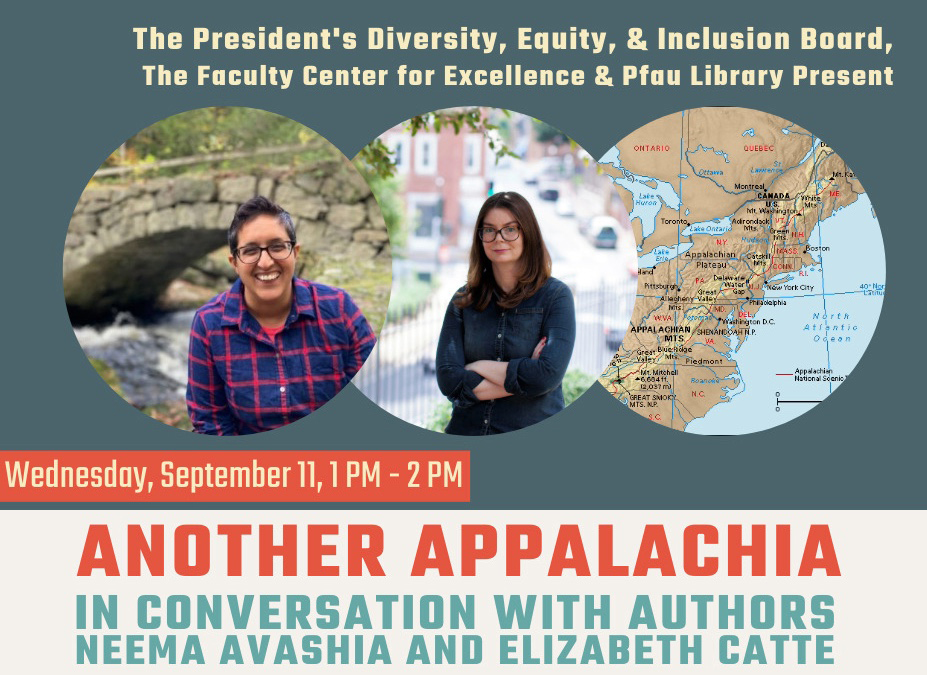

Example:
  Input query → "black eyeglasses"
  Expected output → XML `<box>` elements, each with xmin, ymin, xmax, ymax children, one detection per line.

<box><xmin>234</xmin><ymin>241</ymin><xmax>296</xmax><ymax>264</ymax></box>
<box><xmin>478</xmin><ymin>225</ymin><xmax>520</xmax><ymax>243</ymax></box>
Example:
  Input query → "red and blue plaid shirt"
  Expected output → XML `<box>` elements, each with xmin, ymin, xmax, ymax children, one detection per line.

<box><xmin>186</xmin><ymin>278</ymin><xmax>375</xmax><ymax>435</ymax></box>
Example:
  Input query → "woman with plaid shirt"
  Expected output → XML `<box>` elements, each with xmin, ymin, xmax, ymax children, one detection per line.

<box><xmin>186</xmin><ymin>197</ymin><xmax>375</xmax><ymax>435</ymax></box>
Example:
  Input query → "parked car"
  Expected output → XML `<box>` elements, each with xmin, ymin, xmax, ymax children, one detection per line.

<box><xmin>555</xmin><ymin>196</ymin><xmax>575</xmax><ymax>217</ymax></box>
<box><xmin>537</xmin><ymin>180</ymin><xmax>560</xmax><ymax>201</ymax></box>
<box><xmin>587</xmin><ymin>215</ymin><xmax>620</xmax><ymax>245</ymax></box>
<box><xmin>605</xmin><ymin>325</ymin><xmax>627</xmax><ymax>352</ymax></box>
<box><xmin>594</xmin><ymin>225</ymin><xmax>618</xmax><ymax>248</ymax></box>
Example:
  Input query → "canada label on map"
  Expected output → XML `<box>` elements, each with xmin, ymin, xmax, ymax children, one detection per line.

<box><xmin>598</xmin><ymin>108</ymin><xmax>885</xmax><ymax>434</ymax></box>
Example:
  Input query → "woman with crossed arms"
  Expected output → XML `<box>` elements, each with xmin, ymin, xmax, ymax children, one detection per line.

<box><xmin>436</xmin><ymin>191</ymin><xmax>576</xmax><ymax>435</ymax></box>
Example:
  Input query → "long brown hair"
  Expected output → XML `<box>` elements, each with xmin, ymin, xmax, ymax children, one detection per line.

<box><xmin>454</xmin><ymin>191</ymin><xmax>551</xmax><ymax>311</ymax></box>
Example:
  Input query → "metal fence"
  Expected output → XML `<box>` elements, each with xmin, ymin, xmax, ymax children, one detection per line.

<box><xmin>353</xmin><ymin>277</ymin><xmax>638</xmax><ymax>429</ymax></box>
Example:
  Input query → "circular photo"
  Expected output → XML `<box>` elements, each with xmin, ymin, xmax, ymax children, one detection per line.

<box><xmin>65</xmin><ymin>107</ymin><xmax>391</xmax><ymax>434</ymax></box>
<box><xmin>351</xmin><ymin>107</ymin><xmax>638</xmax><ymax>435</ymax></box>
<box><xmin>597</xmin><ymin>107</ymin><xmax>886</xmax><ymax>434</ymax></box>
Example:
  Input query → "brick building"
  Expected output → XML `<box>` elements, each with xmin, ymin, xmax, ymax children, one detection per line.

<box><xmin>383</xmin><ymin>120</ymin><xmax>491</xmax><ymax>265</ymax></box>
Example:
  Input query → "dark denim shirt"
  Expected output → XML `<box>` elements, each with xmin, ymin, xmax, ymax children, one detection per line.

<box><xmin>436</xmin><ymin>277</ymin><xmax>575</xmax><ymax>435</ymax></box>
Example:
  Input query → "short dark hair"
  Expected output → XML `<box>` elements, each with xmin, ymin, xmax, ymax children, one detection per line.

<box><xmin>455</xmin><ymin>191</ymin><xmax>551</xmax><ymax>311</ymax></box>
<box><xmin>228</xmin><ymin>196</ymin><xmax>296</xmax><ymax>252</ymax></box>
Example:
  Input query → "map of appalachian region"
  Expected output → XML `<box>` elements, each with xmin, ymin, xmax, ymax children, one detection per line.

<box><xmin>598</xmin><ymin>108</ymin><xmax>885</xmax><ymax>434</ymax></box>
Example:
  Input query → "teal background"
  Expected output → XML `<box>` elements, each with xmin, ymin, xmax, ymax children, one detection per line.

<box><xmin>2</xmin><ymin>0</ymin><xmax>921</xmax><ymax>507</ymax></box>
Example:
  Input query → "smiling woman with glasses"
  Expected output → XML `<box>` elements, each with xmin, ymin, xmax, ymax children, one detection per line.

<box><xmin>186</xmin><ymin>195</ymin><xmax>376</xmax><ymax>435</ymax></box>
<box><xmin>435</xmin><ymin>191</ymin><xmax>576</xmax><ymax>435</ymax></box>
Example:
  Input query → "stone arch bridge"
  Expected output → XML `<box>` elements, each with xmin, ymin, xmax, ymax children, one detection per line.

<box><xmin>64</xmin><ymin>164</ymin><xmax>389</xmax><ymax>324</ymax></box>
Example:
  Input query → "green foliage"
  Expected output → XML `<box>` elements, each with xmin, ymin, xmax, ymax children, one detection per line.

<box><xmin>562</xmin><ymin>369</ymin><xmax>595</xmax><ymax>406</ymax></box>
<box><xmin>355</xmin><ymin>160</ymin><xmax>405</xmax><ymax>249</ymax></box>
<box><xmin>141</xmin><ymin>402</ymin><xmax>193</xmax><ymax>431</ymax></box>
<box><xmin>532</xmin><ymin>119</ymin><xmax>567</xmax><ymax>145</ymax></box>
<box><xmin>356</xmin><ymin>108</ymin><xmax>518</xmax><ymax>180</ymax></box>
<box><xmin>103</xmin><ymin>107</ymin><xmax>342</xmax><ymax>177</ymax></box>
<box><xmin>89</xmin><ymin>356</ymin><xmax>192</xmax><ymax>430</ymax></box>
<box><xmin>387</xmin><ymin>277</ymin><xmax>436</xmax><ymax>321</ymax></box>
<box><xmin>426</xmin><ymin>401</ymin><xmax>453</xmax><ymax>433</ymax></box>
<box><xmin>123</xmin><ymin>108</ymin><xmax>302</xmax><ymax>158</ymax></box>
<box><xmin>357</xmin><ymin>138</ymin><xmax>396</xmax><ymax>181</ymax></box>
<box><xmin>89</xmin><ymin>357</ymin><xmax>122</xmax><ymax>395</ymax></box>
<box><xmin>425</xmin><ymin>368</ymin><xmax>595</xmax><ymax>433</ymax></box>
